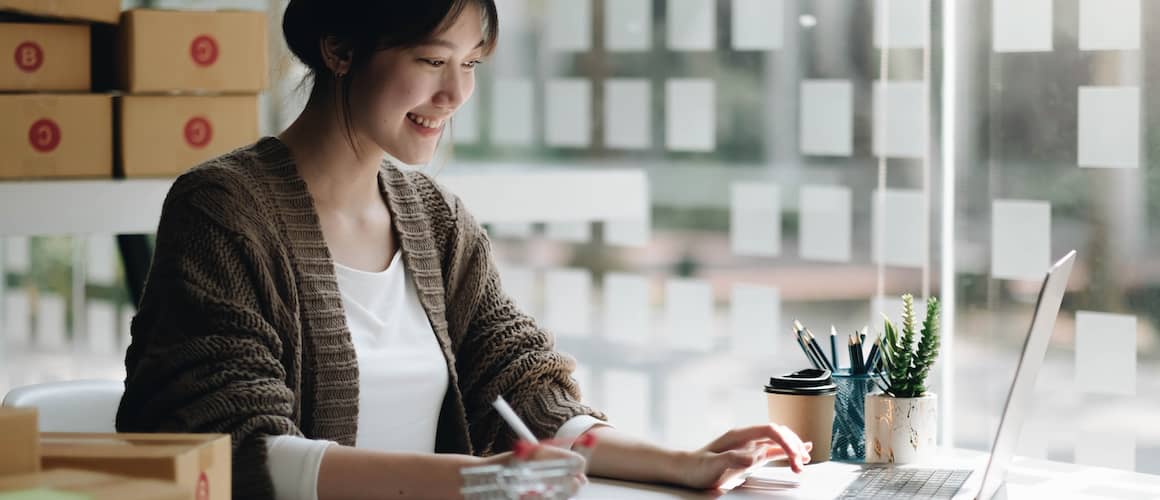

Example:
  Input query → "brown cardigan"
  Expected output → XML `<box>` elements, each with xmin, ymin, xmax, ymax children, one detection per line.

<box><xmin>115</xmin><ymin>137</ymin><xmax>604</xmax><ymax>498</ymax></box>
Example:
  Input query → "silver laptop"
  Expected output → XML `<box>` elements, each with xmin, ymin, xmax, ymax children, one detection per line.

<box><xmin>835</xmin><ymin>250</ymin><xmax>1077</xmax><ymax>500</ymax></box>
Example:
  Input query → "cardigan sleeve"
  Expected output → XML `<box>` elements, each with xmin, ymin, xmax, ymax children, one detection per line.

<box><xmin>438</xmin><ymin>189</ymin><xmax>607</xmax><ymax>456</ymax></box>
<box><xmin>116</xmin><ymin>173</ymin><xmax>301</xmax><ymax>500</ymax></box>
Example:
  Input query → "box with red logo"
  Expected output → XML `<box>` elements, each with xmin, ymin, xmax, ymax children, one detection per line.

<box><xmin>0</xmin><ymin>0</ymin><xmax>121</xmax><ymax>24</ymax></box>
<box><xmin>117</xmin><ymin>9</ymin><xmax>267</xmax><ymax>93</ymax></box>
<box><xmin>117</xmin><ymin>94</ymin><xmax>259</xmax><ymax>178</ymax></box>
<box><xmin>40</xmin><ymin>432</ymin><xmax>230</xmax><ymax>500</ymax></box>
<box><xmin>0</xmin><ymin>469</ymin><xmax>190</xmax><ymax>500</ymax></box>
<box><xmin>0</xmin><ymin>408</ymin><xmax>39</xmax><ymax>477</ymax></box>
<box><xmin>0</xmin><ymin>94</ymin><xmax>112</xmax><ymax>179</ymax></box>
<box><xmin>0</xmin><ymin>22</ymin><xmax>91</xmax><ymax>91</ymax></box>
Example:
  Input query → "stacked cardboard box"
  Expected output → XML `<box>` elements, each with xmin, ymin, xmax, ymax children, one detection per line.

<box><xmin>115</xmin><ymin>9</ymin><xmax>266</xmax><ymax>178</ymax></box>
<box><xmin>0</xmin><ymin>0</ymin><xmax>119</xmax><ymax>179</ymax></box>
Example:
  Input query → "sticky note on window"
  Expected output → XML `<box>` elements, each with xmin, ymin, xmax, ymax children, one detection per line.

<box><xmin>800</xmin><ymin>80</ymin><xmax>853</xmax><ymax>156</ymax></box>
<box><xmin>667</xmin><ymin>0</ymin><xmax>715</xmax><ymax>50</ymax></box>
<box><xmin>86</xmin><ymin>301</ymin><xmax>117</xmax><ymax>356</ymax></box>
<box><xmin>491</xmin><ymin>78</ymin><xmax>535</xmax><ymax>146</ymax></box>
<box><xmin>800</xmin><ymin>185</ymin><xmax>852</xmax><ymax>263</ymax></box>
<box><xmin>873</xmin><ymin>80</ymin><xmax>926</xmax><ymax>159</ymax></box>
<box><xmin>86</xmin><ymin>235</ymin><xmax>118</xmax><ymax>284</ymax></box>
<box><xmin>498</xmin><ymin>265</ymin><xmax>537</xmax><ymax>315</ymax></box>
<box><xmin>546</xmin><ymin>79</ymin><xmax>592</xmax><ymax>147</ymax></box>
<box><xmin>37</xmin><ymin>293</ymin><xmax>66</xmax><ymax>351</ymax></box>
<box><xmin>547</xmin><ymin>0</ymin><xmax>592</xmax><ymax>51</ymax></box>
<box><xmin>1078</xmin><ymin>86</ymin><xmax>1139</xmax><ymax>169</ymax></box>
<box><xmin>605</xmin><ymin>0</ymin><xmax>651</xmax><ymax>51</ymax></box>
<box><xmin>545</xmin><ymin>221</ymin><xmax>592</xmax><ymax>242</ymax></box>
<box><xmin>603</xmin><ymin>369</ymin><xmax>652</xmax><ymax>438</ymax></box>
<box><xmin>604</xmin><ymin>79</ymin><xmax>651</xmax><ymax>150</ymax></box>
<box><xmin>1079</xmin><ymin>0</ymin><xmax>1139</xmax><ymax>51</ymax></box>
<box><xmin>544</xmin><ymin>268</ymin><xmax>592</xmax><ymax>337</ymax></box>
<box><xmin>873</xmin><ymin>189</ymin><xmax>925</xmax><ymax>268</ymax></box>
<box><xmin>1076</xmin><ymin>431</ymin><xmax>1136</xmax><ymax>471</ymax></box>
<box><xmin>604</xmin><ymin>218</ymin><xmax>651</xmax><ymax>247</ymax></box>
<box><xmin>1076</xmin><ymin>311</ymin><xmax>1137</xmax><ymax>396</ymax></box>
<box><xmin>993</xmin><ymin>0</ymin><xmax>1053</xmax><ymax>52</ymax></box>
<box><xmin>4</xmin><ymin>236</ymin><xmax>30</xmax><ymax>272</ymax></box>
<box><xmin>666</xmin><ymin>79</ymin><xmax>715</xmax><ymax>152</ymax></box>
<box><xmin>452</xmin><ymin>95</ymin><xmax>480</xmax><ymax>144</ymax></box>
<box><xmin>730</xmin><ymin>182</ymin><xmax>781</xmax><ymax>257</ymax></box>
<box><xmin>732</xmin><ymin>0</ymin><xmax>783</xmax><ymax>50</ymax></box>
<box><xmin>665</xmin><ymin>278</ymin><xmax>713</xmax><ymax>351</ymax></box>
<box><xmin>5</xmin><ymin>290</ymin><xmax>30</xmax><ymax>349</ymax></box>
<box><xmin>730</xmin><ymin>284</ymin><xmax>780</xmax><ymax>359</ymax></box>
<box><xmin>874</xmin><ymin>0</ymin><xmax>927</xmax><ymax>48</ymax></box>
<box><xmin>603</xmin><ymin>272</ymin><xmax>651</xmax><ymax>346</ymax></box>
<box><xmin>991</xmin><ymin>199</ymin><xmax>1050</xmax><ymax>281</ymax></box>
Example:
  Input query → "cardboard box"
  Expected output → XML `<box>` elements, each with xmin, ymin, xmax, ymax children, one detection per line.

<box><xmin>41</xmin><ymin>432</ymin><xmax>230</xmax><ymax>500</ymax></box>
<box><xmin>0</xmin><ymin>0</ymin><xmax>121</xmax><ymax>24</ymax></box>
<box><xmin>118</xmin><ymin>94</ymin><xmax>259</xmax><ymax>178</ymax></box>
<box><xmin>0</xmin><ymin>22</ymin><xmax>90</xmax><ymax>91</ymax></box>
<box><xmin>118</xmin><ymin>9</ymin><xmax>267</xmax><ymax>93</ymax></box>
<box><xmin>0</xmin><ymin>94</ymin><xmax>111</xmax><ymax>180</ymax></box>
<box><xmin>0</xmin><ymin>469</ymin><xmax>191</xmax><ymax>500</ymax></box>
<box><xmin>0</xmin><ymin>408</ymin><xmax>39</xmax><ymax>476</ymax></box>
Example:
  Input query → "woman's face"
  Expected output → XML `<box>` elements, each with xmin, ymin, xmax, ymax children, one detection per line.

<box><xmin>349</xmin><ymin>3</ymin><xmax>484</xmax><ymax>164</ymax></box>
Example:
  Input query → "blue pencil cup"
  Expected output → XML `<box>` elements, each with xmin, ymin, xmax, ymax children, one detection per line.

<box><xmin>830</xmin><ymin>370</ymin><xmax>877</xmax><ymax>461</ymax></box>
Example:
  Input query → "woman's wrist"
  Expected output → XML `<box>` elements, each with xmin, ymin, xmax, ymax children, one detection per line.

<box><xmin>661</xmin><ymin>449</ymin><xmax>696</xmax><ymax>486</ymax></box>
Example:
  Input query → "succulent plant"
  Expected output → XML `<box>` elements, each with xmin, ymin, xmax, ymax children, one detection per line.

<box><xmin>876</xmin><ymin>294</ymin><xmax>940</xmax><ymax>398</ymax></box>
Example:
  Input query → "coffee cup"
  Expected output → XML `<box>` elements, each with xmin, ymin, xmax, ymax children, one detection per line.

<box><xmin>764</xmin><ymin>368</ymin><xmax>837</xmax><ymax>464</ymax></box>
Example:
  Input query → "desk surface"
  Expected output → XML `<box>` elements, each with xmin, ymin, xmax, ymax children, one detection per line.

<box><xmin>579</xmin><ymin>448</ymin><xmax>1160</xmax><ymax>499</ymax></box>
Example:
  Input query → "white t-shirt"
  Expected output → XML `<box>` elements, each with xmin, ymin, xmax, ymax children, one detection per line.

<box><xmin>265</xmin><ymin>251</ymin><xmax>604</xmax><ymax>500</ymax></box>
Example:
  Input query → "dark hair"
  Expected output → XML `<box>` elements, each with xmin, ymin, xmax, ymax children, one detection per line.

<box><xmin>282</xmin><ymin>0</ymin><xmax>499</xmax><ymax>153</ymax></box>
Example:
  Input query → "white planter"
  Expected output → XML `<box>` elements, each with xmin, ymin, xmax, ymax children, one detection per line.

<box><xmin>864</xmin><ymin>392</ymin><xmax>938</xmax><ymax>464</ymax></box>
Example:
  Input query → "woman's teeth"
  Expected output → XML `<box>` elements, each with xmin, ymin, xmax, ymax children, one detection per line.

<box><xmin>407</xmin><ymin>113</ymin><xmax>442</xmax><ymax>129</ymax></box>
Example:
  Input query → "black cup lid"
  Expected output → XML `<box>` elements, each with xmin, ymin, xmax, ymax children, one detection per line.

<box><xmin>764</xmin><ymin>368</ymin><xmax>837</xmax><ymax>395</ymax></box>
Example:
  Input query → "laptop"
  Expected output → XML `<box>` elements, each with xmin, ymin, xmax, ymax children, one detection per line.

<box><xmin>736</xmin><ymin>250</ymin><xmax>1076</xmax><ymax>499</ymax></box>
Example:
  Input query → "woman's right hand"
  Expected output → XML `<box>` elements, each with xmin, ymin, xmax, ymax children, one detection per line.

<box><xmin>485</xmin><ymin>441</ymin><xmax>590</xmax><ymax>489</ymax></box>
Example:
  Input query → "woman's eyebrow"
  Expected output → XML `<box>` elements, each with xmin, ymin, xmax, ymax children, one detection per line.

<box><xmin>419</xmin><ymin>38</ymin><xmax>486</xmax><ymax>50</ymax></box>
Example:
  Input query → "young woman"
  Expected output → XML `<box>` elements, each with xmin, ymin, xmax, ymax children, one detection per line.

<box><xmin>115</xmin><ymin>1</ymin><xmax>811</xmax><ymax>498</ymax></box>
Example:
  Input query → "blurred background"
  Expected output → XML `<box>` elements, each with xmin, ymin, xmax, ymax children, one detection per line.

<box><xmin>1</xmin><ymin>0</ymin><xmax>1157</xmax><ymax>476</ymax></box>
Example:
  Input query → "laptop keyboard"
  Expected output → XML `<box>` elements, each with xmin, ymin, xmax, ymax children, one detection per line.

<box><xmin>837</xmin><ymin>467</ymin><xmax>972</xmax><ymax>499</ymax></box>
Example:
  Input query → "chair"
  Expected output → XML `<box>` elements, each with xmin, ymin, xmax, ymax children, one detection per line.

<box><xmin>2</xmin><ymin>379</ymin><xmax>123</xmax><ymax>433</ymax></box>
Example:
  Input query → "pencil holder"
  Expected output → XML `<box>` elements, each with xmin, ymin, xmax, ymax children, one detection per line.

<box><xmin>830</xmin><ymin>369</ymin><xmax>877</xmax><ymax>461</ymax></box>
<box><xmin>461</xmin><ymin>456</ymin><xmax>585</xmax><ymax>500</ymax></box>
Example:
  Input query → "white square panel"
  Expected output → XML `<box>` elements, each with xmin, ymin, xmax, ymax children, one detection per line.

<box><xmin>491</xmin><ymin>78</ymin><xmax>535</xmax><ymax>146</ymax></box>
<box><xmin>1079</xmin><ymin>0</ymin><xmax>1140</xmax><ymax>51</ymax></box>
<box><xmin>546</xmin><ymin>79</ymin><xmax>592</xmax><ymax>147</ymax></box>
<box><xmin>732</xmin><ymin>0</ymin><xmax>783</xmax><ymax>50</ymax></box>
<box><xmin>665</xmin><ymin>79</ymin><xmax>715</xmax><ymax>152</ymax></box>
<box><xmin>37</xmin><ymin>293</ymin><xmax>66</xmax><ymax>351</ymax></box>
<box><xmin>664</xmin><ymin>278</ymin><xmax>714</xmax><ymax>351</ymax></box>
<box><xmin>547</xmin><ymin>0</ymin><xmax>592</xmax><ymax>51</ymax></box>
<box><xmin>603</xmin><ymin>369</ymin><xmax>652</xmax><ymax>439</ymax></box>
<box><xmin>667</xmin><ymin>0</ymin><xmax>715</xmax><ymax>51</ymax></box>
<box><xmin>605</xmin><ymin>0</ymin><xmax>652</xmax><ymax>51</ymax></box>
<box><xmin>545</xmin><ymin>221</ymin><xmax>592</xmax><ymax>242</ymax></box>
<box><xmin>872</xmin><ymin>189</ymin><xmax>925</xmax><ymax>268</ymax></box>
<box><xmin>874</xmin><ymin>0</ymin><xmax>927</xmax><ymax>49</ymax></box>
<box><xmin>993</xmin><ymin>0</ymin><xmax>1053</xmax><ymax>52</ymax></box>
<box><xmin>873</xmin><ymin>81</ymin><xmax>926</xmax><ymax>159</ymax></box>
<box><xmin>800</xmin><ymin>80</ymin><xmax>853</xmax><ymax>156</ymax></box>
<box><xmin>991</xmin><ymin>200</ymin><xmax>1051</xmax><ymax>281</ymax></box>
<box><xmin>603</xmin><ymin>272</ymin><xmax>651</xmax><ymax>346</ymax></box>
<box><xmin>4</xmin><ymin>236</ymin><xmax>29</xmax><ymax>272</ymax></box>
<box><xmin>86</xmin><ymin>301</ymin><xmax>117</xmax><ymax>356</ymax></box>
<box><xmin>498</xmin><ymin>265</ymin><xmax>537</xmax><ymax>316</ymax></box>
<box><xmin>452</xmin><ymin>94</ymin><xmax>480</xmax><ymax>144</ymax></box>
<box><xmin>1078</xmin><ymin>86</ymin><xmax>1139</xmax><ymax>169</ymax></box>
<box><xmin>1076</xmin><ymin>311</ymin><xmax>1137</xmax><ymax>396</ymax></box>
<box><xmin>4</xmin><ymin>291</ymin><xmax>30</xmax><ymax>349</ymax></box>
<box><xmin>730</xmin><ymin>182</ymin><xmax>781</xmax><ymax>257</ymax></box>
<box><xmin>544</xmin><ymin>268</ymin><xmax>592</xmax><ymax>337</ymax></box>
<box><xmin>604</xmin><ymin>218</ymin><xmax>651</xmax><ymax>247</ymax></box>
<box><xmin>86</xmin><ymin>235</ymin><xmax>118</xmax><ymax>284</ymax></box>
<box><xmin>799</xmin><ymin>185</ymin><xmax>852</xmax><ymax>263</ymax></box>
<box><xmin>604</xmin><ymin>79</ymin><xmax>651</xmax><ymax>150</ymax></box>
<box><xmin>1076</xmin><ymin>431</ymin><xmax>1136</xmax><ymax>471</ymax></box>
<box><xmin>487</xmin><ymin>222</ymin><xmax>534</xmax><ymax>239</ymax></box>
<box><xmin>730</xmin><ymin>284</ymin><xmax>780</xmax><ymax>359</ymax></box>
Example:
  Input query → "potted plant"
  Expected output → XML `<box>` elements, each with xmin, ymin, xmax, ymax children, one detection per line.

<box><xmin>865</xmin><ymin>294</ymin><xmax>941</xmax><ymax>464</ymax></box>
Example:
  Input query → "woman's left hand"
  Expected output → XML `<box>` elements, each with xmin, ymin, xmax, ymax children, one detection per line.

<box><xmin>674</xmin><ymin>424</ymin><xmax>813</xmax><ymax>490</ymax></box>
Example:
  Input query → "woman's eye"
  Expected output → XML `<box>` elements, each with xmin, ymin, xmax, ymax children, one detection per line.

<box><xmin>463</xmin><ymin>59</ymin><xmax>482</xmax><ymax>69</ymax></box>
<box><xmin>421</xmin><ymin>59</ymin><xmax>445</xmax><ymax>67</ymax></box>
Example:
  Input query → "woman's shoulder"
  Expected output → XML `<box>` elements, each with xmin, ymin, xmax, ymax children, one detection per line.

<box><xmin>161</xmin><ymin>141</ymin><xmax>275</xmax><ymax>232</ymax></box>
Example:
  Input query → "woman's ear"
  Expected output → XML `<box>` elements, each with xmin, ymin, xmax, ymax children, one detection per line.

<box><xmin>319</xmin><ymin>35</ymin><xmax>353</xmax><ymax>77</ymax></box>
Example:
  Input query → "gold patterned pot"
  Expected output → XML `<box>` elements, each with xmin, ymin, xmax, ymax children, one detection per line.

<box><xmin>864</xmin><ymin>392</ymin><xmax>938</xmax><ymax>464</ymax></box>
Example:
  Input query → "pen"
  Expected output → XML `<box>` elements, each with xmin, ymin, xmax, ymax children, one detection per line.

<box><xmin>830</xmin><ymin>326</ymin><xmax>840</xmax><ymax>371</ymax></box>
<box><xmin>805</xmin><ymin>329</ymin><xmax>832</xmax><ymax>371</ymax></box>
<box><xmin>493</xmin><ymin>395</ymin><xmax>539</xmax><ymax>444</ymax></box>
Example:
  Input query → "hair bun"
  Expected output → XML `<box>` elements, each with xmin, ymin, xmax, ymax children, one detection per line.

<box><xmin>282</xmin><ymin>0</ymin><xmax>324</xmax><ymax>69</ymax></box>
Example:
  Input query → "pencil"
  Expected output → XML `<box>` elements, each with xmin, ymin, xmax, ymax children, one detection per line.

<box><xmin>830</xmin><ymin>326</ymin><xmax>840</xmax><ymax>371</ymax></box>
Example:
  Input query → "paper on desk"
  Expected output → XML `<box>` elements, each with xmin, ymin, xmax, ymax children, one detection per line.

<box><xmin>730</xmin><ymin>463</ymin><xmax>860</xmax><ymax>498</ymax></box>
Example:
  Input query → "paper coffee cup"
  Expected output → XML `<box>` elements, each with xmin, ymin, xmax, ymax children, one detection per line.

<box><xmin>764</xmin><ymin>368</ymin><xmax>837</xmax><ymax>464</ymax></box>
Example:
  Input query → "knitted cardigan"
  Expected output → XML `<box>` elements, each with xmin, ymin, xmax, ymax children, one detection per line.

<box><xmin>115</xmin><ymin>137</ymin><xmax>604</xmax><ymax>498</ymax></box>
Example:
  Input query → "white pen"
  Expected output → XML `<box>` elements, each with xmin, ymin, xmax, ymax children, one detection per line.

<box><xmin>492</xmin><ymin>395</ymin><xmax>539</xmax><ymax>444</ymax></box>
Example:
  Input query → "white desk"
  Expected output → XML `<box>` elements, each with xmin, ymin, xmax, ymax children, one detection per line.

<box><xmin>580</xmin><ymin>448</ymin><xmax>1160</xmax><ymax>499</ymax></box>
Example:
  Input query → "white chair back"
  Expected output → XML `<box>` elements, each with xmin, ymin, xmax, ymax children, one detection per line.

<box><xmin>2</xmin><ymin>379</ymin><xmax>123</xmax><ymax>433</ymax></box>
